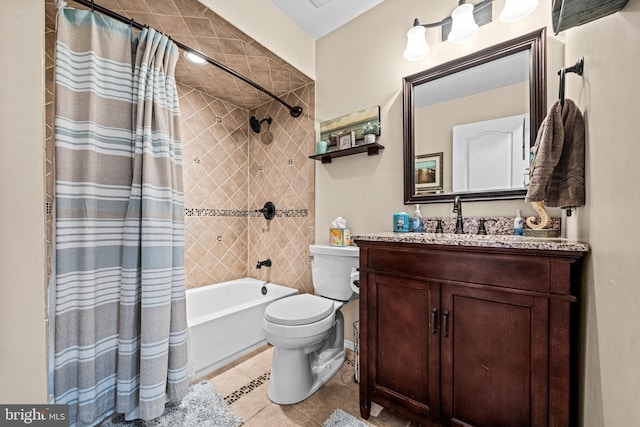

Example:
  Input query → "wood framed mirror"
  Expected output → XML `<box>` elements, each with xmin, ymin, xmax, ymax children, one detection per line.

<box><xmin>403</xmin><ymin>28</ymin><xmax>546</xmax><ymax>204</ymax></box>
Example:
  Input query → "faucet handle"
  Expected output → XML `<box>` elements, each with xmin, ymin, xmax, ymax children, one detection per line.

<box><xmin>478</xmin><ymin>218</ymin><xmax>497</xmax><ymax>235</ymax></box>
<box><xmin>424</xmin><ymin>219</ymin><xmax>444</xmax><ymax>233</ymax></box>
<box><xmin>477</xmin><ymin>218</ymin><xmax>487</xmax><ymax>235</ymax></box>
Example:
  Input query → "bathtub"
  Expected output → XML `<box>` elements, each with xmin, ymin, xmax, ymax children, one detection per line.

<box><xmin>186</xmin><ymin>277</ymin><xmax>298</xmax><ymax>379</ymax></box>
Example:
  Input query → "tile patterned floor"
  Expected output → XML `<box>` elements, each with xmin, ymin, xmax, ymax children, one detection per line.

<box><xmin>203</xmin><ymin>345</ymin><xmax>416</xmax><ymax>426</ymax></box>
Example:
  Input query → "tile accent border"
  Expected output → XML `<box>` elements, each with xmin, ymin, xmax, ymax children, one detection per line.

<box><xmin>270</xmin><ymin>209</ymin><xmax>308</xmax><ymax>218</ymax></box>
<box><xmin>224</xmin><ymin>372</ymin><xmax>270</xmax><ymax>405</ymax></box>
<box><xmin>185</xmin><ymin>208</ymin><xmax>308</xmax><ymax>218</ymax></box>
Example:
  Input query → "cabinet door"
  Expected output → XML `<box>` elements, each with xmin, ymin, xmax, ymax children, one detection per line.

<box><xmin>367</xmin><ymin>273</ymin><xmax>440</xmax><ymax>420</ymax></box>
<box><xmin>441</xmin><ymin>284</ymin><xmax>549</xmax><ymax>427</ymax></box>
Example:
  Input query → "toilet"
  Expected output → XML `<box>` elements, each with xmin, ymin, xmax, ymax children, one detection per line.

<box><xmin>263</xmin><ymin>244</ymin><xmax>359</xmax><ymax>404</ymax></box>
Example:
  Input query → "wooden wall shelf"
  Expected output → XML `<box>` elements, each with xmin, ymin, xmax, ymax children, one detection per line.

<box><xmin>308</xmin><ymin>142</ymin><xmax>384</xmax><ymax>164</ymax></box>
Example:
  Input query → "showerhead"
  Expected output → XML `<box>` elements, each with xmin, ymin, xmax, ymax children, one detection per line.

<box><xmin>250</xmin><ymin>116</ymin><xmax>272</xmax><ymax>133</ymax></box>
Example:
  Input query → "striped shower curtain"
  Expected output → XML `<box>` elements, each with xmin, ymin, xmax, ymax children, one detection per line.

<box><xmin>54</xmin><ymin>8</ymin><xmax>188</xmax><ymax>426</ymax></box>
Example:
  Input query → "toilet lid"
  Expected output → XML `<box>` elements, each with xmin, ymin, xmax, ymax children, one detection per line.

<box><xmin>265</xmin><ymin>294</ymin><xmax>334</xmax><ymax>326</ymax></box>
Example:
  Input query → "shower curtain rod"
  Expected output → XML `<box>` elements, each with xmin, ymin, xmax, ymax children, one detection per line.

<box><xmin>70</xmin><ymin>0</ymin><xmax>303</xmax><ymax>118</ymax></box>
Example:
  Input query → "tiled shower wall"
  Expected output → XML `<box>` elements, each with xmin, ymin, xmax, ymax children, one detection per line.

<box><xmin>248</xmin><ymin>89</ymin><xmax>315</xmax><ymax>295</ymax></box>
<box><xmin>44</xmin><ymin>1</ymin><xmax>316</xmax><ymax>294</ymax></box>
<box><xmin>180</xmin><ymin>83</ymin><xmax>315</xmax><ymax>291</ymax></box>
<box><xmin>180</xmin><ymin>84</ymin><xmax>251</xmax><ymax>287</ymax></box>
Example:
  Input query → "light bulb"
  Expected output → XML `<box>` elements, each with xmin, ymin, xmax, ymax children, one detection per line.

<box><xmin>448</xmin><ymin>3</ymin><xmax>479</xmax><ymax>44</ymax></box>
<box><xmin>403</xmin><ymin>25</ymin><xmax>430</xmax><ymax>61</ymax></box>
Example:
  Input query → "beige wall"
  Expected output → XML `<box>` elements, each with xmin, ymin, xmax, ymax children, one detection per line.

<box><xmin>315</xmin><ymin>0</ymin><xmax>552</xmax><ymax>236</ymax></box>
<box><xmin>316</xmin><ymin>0</ymin><xmax>640</xmax><ymax>425</ymax></box>
<box><xmin>0</xmin><ymin>0</ymin><xmax>48</xmax><ymax>403</ymax></box>
<box><xmin>563</xmin><ymin>2</ymin><xmax>640</xmax><ymax>424</ymax></box>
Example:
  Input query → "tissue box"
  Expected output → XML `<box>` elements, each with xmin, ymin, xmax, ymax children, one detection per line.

<box><xmin>329</xmin><ymin>228</ymin><xmax>351</xmax><ymax>246</ymax></box>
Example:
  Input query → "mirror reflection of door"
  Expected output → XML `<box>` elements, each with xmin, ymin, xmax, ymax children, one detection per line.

<box><xmin>452</xmin><ymin>114</ymin><xmax>530</xmax><ymax>192</ymax></box>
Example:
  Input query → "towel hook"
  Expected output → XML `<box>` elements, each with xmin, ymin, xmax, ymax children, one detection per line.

<box><xmin>564</xmin><ymin>57</ymin><xmax>585</xmax><ymax>76</ymax></box>
<box><xmin>557</xmin><ymin>57</ymin><xmax>585</xmax><ymax>108</ymax></box>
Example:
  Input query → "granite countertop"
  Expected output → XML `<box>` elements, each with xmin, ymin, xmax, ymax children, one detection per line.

<box><xmin>352</xmin><ymin>232</ymin><xmax>590</xmax><ymax>252</ymax></box>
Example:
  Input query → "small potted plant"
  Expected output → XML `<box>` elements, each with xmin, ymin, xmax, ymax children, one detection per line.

<box><xmin>362</xmin><ymin>121</ymin><xmax>380</xmax><ymax>144</ymax></box>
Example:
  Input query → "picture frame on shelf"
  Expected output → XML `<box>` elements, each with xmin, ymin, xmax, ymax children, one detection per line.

<box><xmin>337</xmin><ymin>131</ymin><xmax>355</xmax><ymax>149</ymax></box>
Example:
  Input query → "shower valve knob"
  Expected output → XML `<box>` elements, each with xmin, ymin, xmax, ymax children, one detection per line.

<box><xmin>256</xmin><ymin>202</ymin><xmax>276</xmax><ymax>220</ymax></box>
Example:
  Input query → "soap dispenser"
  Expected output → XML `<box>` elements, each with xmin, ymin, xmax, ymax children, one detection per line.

<box><xmin>514</xmin><ymin>209</ymin><xmax>524</xmax><ymax>236</ymax></box>
<box><xmin>411</xmin><ymin>204</ymin><xmax>423</xmax><ymax>232</ymax></box>
<box><xmin>393</xmin><ymin>209</ymin><xmax>410</xmax><ymax>233</ymax></box>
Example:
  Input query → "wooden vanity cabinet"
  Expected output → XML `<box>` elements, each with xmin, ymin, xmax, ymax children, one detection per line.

<box><xmin>356</xmin><ymin>240</ymin><xmax>584</xmax><ymax>427</ymax></box>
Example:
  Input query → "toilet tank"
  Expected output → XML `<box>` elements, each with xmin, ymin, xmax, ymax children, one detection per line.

<box><xmin>309</xmin><ymin>244</ymin><xmax>359</xmax><ymax>301</ymax></box>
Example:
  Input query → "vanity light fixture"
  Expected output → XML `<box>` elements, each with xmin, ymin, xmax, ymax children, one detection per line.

<box><xmin>403</xmin><ymin>0</ymin><xmax>539</xmax><ymax>61</ymax></box>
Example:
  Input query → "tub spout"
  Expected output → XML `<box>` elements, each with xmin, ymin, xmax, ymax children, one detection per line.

<box><xmin>256</xmin><ymin>259</ymin><xmax>272</xmax><ymax>269</ymax></box>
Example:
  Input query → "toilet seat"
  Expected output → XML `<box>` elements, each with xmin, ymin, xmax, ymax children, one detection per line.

<box><xmin>265</xmin><ymin>294</ymin><xmax>334</xmax><ymax>326</ymax></box>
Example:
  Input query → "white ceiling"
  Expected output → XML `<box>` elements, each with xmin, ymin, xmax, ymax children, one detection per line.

<box><xmin>270</xmin><ymin>0</ymin><xmax>384</xmax><ymax>40</ymax></box>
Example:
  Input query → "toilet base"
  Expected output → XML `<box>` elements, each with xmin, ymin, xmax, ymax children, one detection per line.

<box><xmin>268</xmin><ymin>346</ymin><xmax>345</xmax><ymax>405</ymax></box>
<box><xmin>267</xmin><ymin>311</ymin><xmax>346</xmax><ymax>405</ymax></box>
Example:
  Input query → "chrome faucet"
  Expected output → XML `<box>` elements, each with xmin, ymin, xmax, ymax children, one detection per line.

<box><xmin>256</xmin><ymin>259</ymin><xmax>272</xmax><ymax>269</ymax></box>
<box><xmin>453</xmin><ymin>196</ymin><xmax>464</xmax><ymax>234</ymax></box>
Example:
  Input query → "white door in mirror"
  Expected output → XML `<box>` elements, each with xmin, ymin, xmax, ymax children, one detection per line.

<box><xmin>453</xmin><ymin>114</ymin><xmax>530</xmax><ymax>192</ymax></box>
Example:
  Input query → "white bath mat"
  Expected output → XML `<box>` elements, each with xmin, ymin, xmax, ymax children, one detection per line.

<box><xmin>103</xmin><ymin>381</ymin><xmax>243</xmax><ymax>427</ymax></box>
<box><xmin>323</xmin><ymin>408</ymin><xmax>369</xmax><ymax>427</ymax></box>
